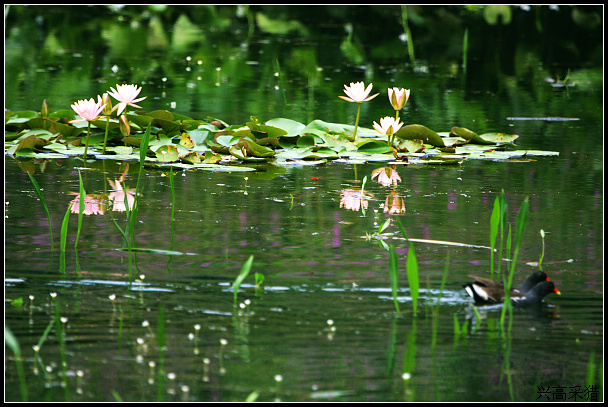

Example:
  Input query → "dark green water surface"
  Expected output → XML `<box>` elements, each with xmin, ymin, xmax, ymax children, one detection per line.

<box><xmin>5</xmin><ymin>5</ymin><xmax>603</xmax><ymax>402</ymax></box>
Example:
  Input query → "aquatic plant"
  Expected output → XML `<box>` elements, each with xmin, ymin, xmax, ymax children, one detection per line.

<box><xmin>338</xmin><ymin>81</ymin><xmax>379</xmax><ymax>140</ymax></box>
<box><xmin>388</xmin><ymin>87</ymin><xmax>410</xmax><ymax>115</ymax></box>
<box><xmin>489</xmin><ymin>190</ymin><xmax>507</xmax><ymax>279</ymax></box>
<box><xmin>26</xmin><ymin>172</ymin><xmax>54</xmax><ymax>251</ymax></box>
<box><xmin>233</xmin><ymin>255</ymin><xmax>254</xmax><ymax>306</ymax></box>
<box><xmin>538</xmin><ymin>229</ymin><xmax>546</xmax><ymax>271</ymax></box>
<box><xmin>395</xmin><ymin>218</ymin><xmax>419</xmax><ymax>314</ymax></box>
<box><xmin>69</xmin><ymin>96</ymin><xmax>106</xmax><ymax>162</ymax></box>
<box><xmin>388</xmin><ymin>245</ymin><xmax>401</xmax><ymax>315</ymax></box>
<box><xmin>5</xmin><ymin>326</ymin><xmax>27</xmax><ymax>401</ymax></box>
<box><xmin>108</xmin><ymin>84</ymin><xmax>147</xmax><ymax>116</ymax></box>
<box><xmin>373</xmin><ymin>116</ymin><xmax>404</xmax><ymax>150</ymax></box>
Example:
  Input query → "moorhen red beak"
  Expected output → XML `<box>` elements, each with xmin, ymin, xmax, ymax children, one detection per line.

<box><xmin>463</xmin><ymin>271</ymin><xmax>560</xmax><ymax>306</ymax></box>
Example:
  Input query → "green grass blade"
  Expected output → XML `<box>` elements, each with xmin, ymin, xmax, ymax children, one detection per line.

<box><xmin>489</xmin><ymin>196</ymin><xmax>500</xmax><ymax>278</ymax></box>
<box><xmin>360</xmin><ymin>175</ymin><xmax>367</xmax><ymax>216</ymax></box>
<box><xmin>5</xmin><ymin>326</ymin><xmax>28</xmax><ymax>401</ymax></box>
<box><xmin>405</xmin><ymin>238</ymin><xmax>419</xmax><ymax>315</ymax></box>
<box><xmin>59</xmin><ymin>212</ymin><xmax>70</xmax><ymax>272</ymax></box>
<box><xmin>586</xmin><ymin>352</ymin><xmax>595</xmax><ymax>389</ymax></box>
<box><xmin>388</xmin><ymin>245</ymin><xmax>401</xmax><ymax>315</ymax></box>
<box><xmin>59</xmin><ymin>201</ymin><xmax>72</xmax><ymax>273</ymax></box>
<box><xmin>233</xmin><ymin>255</ymin><xmax>254</xmax><ymax>305</ymax></box>
<box><xmin>394</xmin><ymin>217</ymin><xmax>419</xmax><ymax>314</ymax></box>
<box><xmin>498</xmin><ymin>190</ymin><xmax>507</xmax><ymax>277</ymax></box>
<box><xmin>27</xmin><ymin>172</ymin><xmax>54</xmax><ymax>251</ymax></box>
<box><xmin>74</xmin><ymin>169</ymin><xmax>85</xmax><ymax>249</ymax></box>
<box><xmin>36</xmin><ymin>319</ymin><xmax>55</xmax><ymax>350</ymax></box>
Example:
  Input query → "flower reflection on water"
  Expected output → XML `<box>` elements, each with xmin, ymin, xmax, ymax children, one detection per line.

<box><xmin>339</xmin><ymin>189</ymin><xmax>373</xmax><ymax>212</ymax></box>
<box><xmin>384</xmin><ymin>191</ymin><xmax>406</xmax><ymax>214</ymax></box>
<box><xmin>68</xmin><ymin>193</ymin><xmax>105</xmax><ymax>216</ymax></box>
<box><xmin>371</xmin><ymin>166</ymin><xmax>401</xmax><ymax>187</ymax></box>
<box><xmin>108</xmin><ymin>179</ymin><xmax>137</xmax><ymax>212</ymax></box>
<box><xmin>67</xmin><ymin>177</ymin><xmax>138</xmax><ymax>215</ymax></box>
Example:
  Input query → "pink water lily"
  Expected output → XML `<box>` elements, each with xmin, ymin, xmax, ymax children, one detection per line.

<box><xmin>373</xmin><ymin>116</ymin><xmax>404</xmax><ymax>136</ymax></box>
<box><xmin>339</xmin><ymin>82</ymin><xmax>379</xmax><ymax>103</ymax></box>
<box><xmin>388</xmin><ymin>87</ymin><xmax>410</xmax><ymax>111</ymax></box>
<box><xmin>108</xmin><ymin>84</ymin><xmax>146</xmax><ymax>115</ymax></box>
<box><xmin>69</xmin><ymin>96</ymin><xmax>106</xmax><ymax>123</ymax></box>
<box><xmin>339</xmin><ymin>81</ymin><xmax>379</xmax><ymax>141</ymax></box>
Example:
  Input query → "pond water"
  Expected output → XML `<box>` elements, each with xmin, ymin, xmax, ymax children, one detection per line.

<box><xmin>5</xmin><ymin>5</ymin><xmax>603</xmax><ymax>402</ymax></box>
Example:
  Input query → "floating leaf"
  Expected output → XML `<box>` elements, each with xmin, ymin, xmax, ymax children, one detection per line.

<box><xmin>7</xmin><ymin>134</ymin><xmax>52</xmax><ymax>155</ymax></box>
<box><xmin>297</xmin><ymin>134</ymin><xmax>319</xmax><ymax>148</ymax></box>
<box><xmin>155</xmin><ymin>145</ymin><xmax>179</xmax><ymax>162</ymax></box>
<box><xmin>181</xmin><ymin>151</ymin><xmax>201</xmax><ymax>164</ymax></box>
<box><xmin>26</xmin><ymin>117</ymin><xmax>84</xmax><ymax>138</ymax></box>
<box><xmin>395</xmin><ymin>124</ymin><xmax>445</xmax><ymax>147</ymax></box>
<box><xmin>192</xmin><ymin>163</ymin><xmax>257</xmax><ymax>172</ymax></box>
<box><xmin>450</xmin><ymin>126</ymin><xmax>496</xmax><ymax>145</ymax></box>
<box><xmin>179</xmin><ymin>131</ymin><xmax>195</xmax><ymax>148</ymax></box>
<box><xmin>265</xmin><ymin>118</ymin><xmax>305</xmax><ymax>137</ymax></box>
<box><xmin>186</xmin><ymin>128</ymin><xmax>212</xmax><ymax>145</ymax></box>
<box><xmin>396</xmin><ymin>139</ymin><xmax>425</xmax><ymax>153</ymax></box>
<box><xmin>478</xmin><ymin>133</ymin><xmax>519</xmax><ymax>144</ymax></box>
<box><xmin>229</xmin><ymin>138</ymin><xmax>275</xmax><ymax>161</ymax></box>
<box><xmin>356</xmin><ymin>139</ymin><xmax>391</xmax><ymax>154</ymax></box>
<box><xmin>202</xmin><ymin>151</ymin><xmax>223</xmax><ymax>164</ymax></box>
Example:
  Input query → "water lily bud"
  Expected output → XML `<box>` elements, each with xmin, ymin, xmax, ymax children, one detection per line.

<box><xmin>102</xmin><ymin>93</ymin><xmax>113</xmax><ymax>116</ymax></box>
<box><xmin>119</xmin><ymin>114</ymin><xmax>130</xmax><ymax>137</ymax></box>
<box><xmin>388</xmin><ymin>88</ymin><xmax>410</xmax><ymax>111</ymax></box>
<box><xmin>41</xmin><ymin>99</ymin><xmax>49</xmax><ymax>118</ymax></box>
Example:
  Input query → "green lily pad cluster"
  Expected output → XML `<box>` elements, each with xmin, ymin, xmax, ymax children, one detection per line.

<box><xmin>5</xmin><ymin>105</ymin><xmax>559</xmax><ymax>169</ymax></box>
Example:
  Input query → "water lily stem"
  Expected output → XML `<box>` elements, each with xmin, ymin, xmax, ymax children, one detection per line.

<box><xmin>390</xmin><ymin>110</ymin><xmax>400</xmax><ymax>148</ymax></box>
<box><xmin>83</xmin><ymin>121</ymin><xmax>92</xmax><ymax>164</ymax></box>
<box><xmin>352</xmin><ymin>102</ymin><xmax>362</xmax><ymax>142</ymax></box>
<box><xmin>102</xmin><ymin>116</ymin><xmax>110</xmax><ymax>154</ymax></box>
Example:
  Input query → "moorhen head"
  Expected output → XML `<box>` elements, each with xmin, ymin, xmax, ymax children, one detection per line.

<box><xmin>463</xmin><ymin>271</ymin><xmax>560</xmax><ymax>307</ymax></box>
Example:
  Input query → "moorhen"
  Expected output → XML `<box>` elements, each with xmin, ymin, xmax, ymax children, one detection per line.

<box><xmin>463</xmin><ymin>271</ymin><xmax>560</xmax><ymax>307</ymax></box>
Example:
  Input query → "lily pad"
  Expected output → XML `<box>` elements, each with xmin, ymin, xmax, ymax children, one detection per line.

<box><xmin>229</xmin><ymin>138</ymin><xmax>275</xmax><ymax>161</ymax></box>
<box><xmin>192</xmin><ymin>163</ymin><xmax>257</xmax><ymax>172</ymax></box>
<box><xmin>396</xmin><ymin>139</ymin><xmax>425</xmax><ymax>153</ymax></box>
<box><xmin>450</xmin><ymin>127</ymin><xmax>496</xmax><ymax>145</ymax></box>
<box><xmin>356</xmin><ymin>139</ymin><xmax>391</xmax><ymax>154</ymax></box>
<box><xmin>155</xmin><ymin>145</ymin><xmax>180</xmax><ymax>162</ymax></box>
<box><xmin>395</xmin><ymin>124</ymin><xmax>445</xmax><ymax>147</ymax></box>
<box><xmin>181</xmin><ymin>151</ymin><xmax>201</xmax><ymax>164</ymax></box>
<box><xmin>478</xmin><ymin>133</ymin><xmax>519</xmax><ymax>144</ymax></box>
<box><xmin>265</xmin><ymin>118</ymin><xmax>306</xmax><ymax>137</ymax></box>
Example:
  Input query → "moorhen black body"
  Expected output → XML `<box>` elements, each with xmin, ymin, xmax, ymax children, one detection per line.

<box><xmin>463</xmin><ymin>271</ymin><xmax>560</xmax><ymax>307</ymax></box>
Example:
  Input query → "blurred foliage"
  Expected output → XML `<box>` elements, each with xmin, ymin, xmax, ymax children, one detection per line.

<box><xmin>5</xmin><ymin>4</ymin><xmax>602</xmax><ymax>69</ymax></box>
<box><xmin>4</xmin><ymin>4</ymin><xmax>603</xmax><ymax>134</ymax></box>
